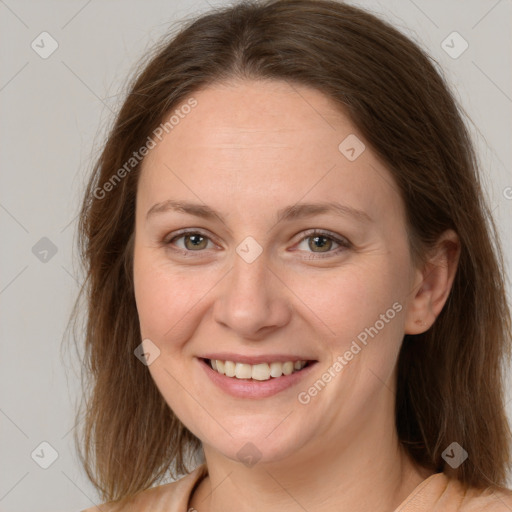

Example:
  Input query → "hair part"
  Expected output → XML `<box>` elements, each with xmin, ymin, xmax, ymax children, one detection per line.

<box><xmin>72</xmin><ymin>0</ymin><xmax>512</xmax><ymax>501</ymax></box>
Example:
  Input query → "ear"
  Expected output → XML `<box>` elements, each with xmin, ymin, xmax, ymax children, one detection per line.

<box><xmin>405</xmin><ymin>229</ymin><xmax>460</xmax><ymax>334</ymax></box>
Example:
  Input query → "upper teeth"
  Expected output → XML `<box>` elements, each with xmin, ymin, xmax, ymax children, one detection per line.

<box><xmin>210</xmin><ymin>359</ymin><xmax>308</xmax><ymax>381</ymax></box>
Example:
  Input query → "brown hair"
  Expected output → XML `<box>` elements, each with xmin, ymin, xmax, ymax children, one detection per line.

<box><xmin>72</xmin><ymin>0</ymin><xmax>512</xmax><ymax>501</ymax></box>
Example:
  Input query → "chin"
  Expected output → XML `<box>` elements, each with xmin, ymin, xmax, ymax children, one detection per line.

<box><xmin>202</xmin><ymin>422</ymin><xmax>312</xmax><ymax>467</ymax></box>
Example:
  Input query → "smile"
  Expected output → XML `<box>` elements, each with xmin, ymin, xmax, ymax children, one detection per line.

<box><xmin>206</xmin><ymin>358</ymin><xmax>310</xmax><ymax>381</ymax></box>
<box><xmin>198</xmin><ymin>357</ymin><xmax>318</xmax><ymax>399</ymax></box>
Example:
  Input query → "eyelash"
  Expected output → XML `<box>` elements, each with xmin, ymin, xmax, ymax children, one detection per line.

<box><xmin>164</xmin><ymin>229</ymin><xmax>351</xmax><ymax>259</ymax></box>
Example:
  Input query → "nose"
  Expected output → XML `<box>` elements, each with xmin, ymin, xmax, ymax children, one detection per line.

<box><xmin>212</xmin><ymin>252</ymin><xmax>292</xmax><ymax>340</ymax></box>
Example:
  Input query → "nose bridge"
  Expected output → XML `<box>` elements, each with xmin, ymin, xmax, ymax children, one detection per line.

<box><xmin>231</xmin><ymin>247</ymin><xmax>269</xmax><ymax>298</ymax></box>
<box><xmin>213</xmin><ymin>245</ymin><xmax>291</xmax><ymax>337</ymax></box>
<box><xmin>227</xmin><ymin>247</ymin><xmax>273</xmax><ymax>314</ymax></box>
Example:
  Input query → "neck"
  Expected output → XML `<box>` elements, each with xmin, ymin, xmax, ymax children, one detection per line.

<box><xmin>190</xmin><ymin>392</ymin><xmax>432</xmax><ymax>512</ymax></box>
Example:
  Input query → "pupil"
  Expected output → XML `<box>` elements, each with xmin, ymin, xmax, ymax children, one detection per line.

<box><xmin>186</xmin><ymin>234</ymin><xmax>205</xmax><ymax>249</ymax></box>
<box><xmin>310</xmin><ymin>235</ymin><xmax>330</xmax><ymax>252</ymax></box>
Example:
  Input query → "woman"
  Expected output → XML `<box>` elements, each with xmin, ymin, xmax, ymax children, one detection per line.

<box><xmin>75</xmin><ymin>0</ymin><xmax>512</xmax><ymax>510</ymax></box>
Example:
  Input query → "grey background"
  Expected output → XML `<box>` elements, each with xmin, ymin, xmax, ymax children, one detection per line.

<box><xmin>0</xmin><ymin>0</ymin><xmax>511</xmax><ymax>510</ymax></box>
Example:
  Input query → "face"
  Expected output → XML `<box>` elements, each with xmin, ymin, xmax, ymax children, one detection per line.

<box><xmin>133</xmin><ymin>79</ymin><xmax>419</xmax><ymax>466</ymax></box>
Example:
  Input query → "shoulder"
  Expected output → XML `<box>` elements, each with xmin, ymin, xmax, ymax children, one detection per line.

<box><xmin>80</xmin><ymin>463</ymin><xmax>208</xmax><ymax>512</ymax></box>
<box><xmin>459</xmin><ymin>484</ymin><xmax>512</xmax><ymax>511</ymax></box>
<box><xmin>399</xmin><ymin>472</ymin><xmax>512</xmax><ymax>511</ymax></box>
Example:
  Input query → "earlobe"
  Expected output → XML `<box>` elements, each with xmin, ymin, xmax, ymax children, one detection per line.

<box><xmin>404</xmin><ymin>230</ymin><xmax>460</xmax><ymax>335</ymax></box>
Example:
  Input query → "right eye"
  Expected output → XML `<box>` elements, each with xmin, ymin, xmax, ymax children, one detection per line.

<box><xmin>165</xmin><ymin>230</ymin><xmax>217</xmax><ymax>253</ymax></box>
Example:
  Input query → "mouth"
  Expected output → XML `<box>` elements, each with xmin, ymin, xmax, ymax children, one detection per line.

<box><xmin>198</xmin><ymin>356</ymin><xmax>319</xmax><ymax>399</ymax></box>
<box><xmin>203</xmin><ymin>358</ymin><xmax>314</xmax><ymax>381</ymax></box>
<box><xmin>196</xmin><ymin>352</ymin><xmax>319</xmax><ymax>399</ymax></box>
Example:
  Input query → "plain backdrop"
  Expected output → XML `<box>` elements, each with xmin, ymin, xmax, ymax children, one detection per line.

<box><xmin>1</xmin><ymin>0</ymin><xmax>511</xmax><ymax>510</ymax></box>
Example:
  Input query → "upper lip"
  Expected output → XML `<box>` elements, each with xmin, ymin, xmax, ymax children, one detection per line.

<box><xmin>200</xmin><ymin>353</ymin><xmax>317</xmax><ymax>365</ymax></box>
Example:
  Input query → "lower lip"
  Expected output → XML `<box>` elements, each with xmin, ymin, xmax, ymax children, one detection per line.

<box><xmin>197</xmin><ymin>358</ymin><xmax>318</xmax><ymax>399</ymax></box>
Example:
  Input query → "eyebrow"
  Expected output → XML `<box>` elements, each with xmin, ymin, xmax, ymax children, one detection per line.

<box><xmin>146</xmin><ymin>199</ymin><xmax>372</xmax><ymax>226</ymax></box>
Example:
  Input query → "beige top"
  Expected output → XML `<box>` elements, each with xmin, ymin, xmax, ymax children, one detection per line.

<box><xmin>82</xmin><ymin>463</ymin><xmax>512</xmax><ymax>511</ymax></box>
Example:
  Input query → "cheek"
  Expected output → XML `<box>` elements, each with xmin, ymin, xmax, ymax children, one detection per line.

<box><xmin>297</xmin><ymin>260</ymin><xmax>406</xmax><ymax>343</ymax></box>
<box><xmin>338</xmin><ymin>257</ymin><xmax>410</xmax><ymax>370</ymax></box>
<box><xmin>134</xmin><ymin>263</ymin><xmax>166</xmax><ymax>336</ymax></box>
<box><xmin>133</xmin><ymin>249</ymin><xmax>216</xmax><ymax>345</ymax></box>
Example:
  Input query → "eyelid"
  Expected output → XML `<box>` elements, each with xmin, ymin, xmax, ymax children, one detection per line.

<box><xmin>290</xmin><ymin>228</ymin><xmax>351</xmax><ymax>257</ymax></box>
<box><xmin>165</xmin><ymin>227</ymin><xmax>213</xmax><ymax>240</ymax></box>
<box><xmin>295</xmin><ymin>228</ymin><xmax>350</xmax><ymax>246</ymax></box>
<box><xmin>164</xmin><ymin>228</ymin><xmax>220</xmax><ymax>249</ymax></box>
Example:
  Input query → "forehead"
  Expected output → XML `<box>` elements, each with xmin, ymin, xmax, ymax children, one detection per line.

<box><xmin>138</xmin><ymin>79</ymin><xmax>403</xmax><ymax>225</ymax></box>
<box><xmin>153</xmin><ymin>79</ymin><xmax>353</xmax><ymax>154</ymax></box>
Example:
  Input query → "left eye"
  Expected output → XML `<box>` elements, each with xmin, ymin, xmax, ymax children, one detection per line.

<box><xmin>297</xmin><ymin>232</ymin><xmax>341</xmax><ymax>253</ymax></box>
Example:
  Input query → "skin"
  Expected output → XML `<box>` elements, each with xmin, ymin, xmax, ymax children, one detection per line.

<box><xmin>133</xmin><ymin>79</ymin><xmax>460</xmax><ymax>512</ymax></box>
